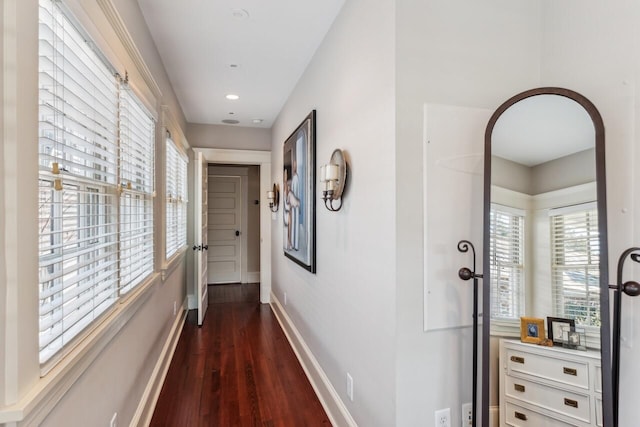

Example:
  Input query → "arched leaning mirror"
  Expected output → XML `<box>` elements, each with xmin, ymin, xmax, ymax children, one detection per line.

<box><xmin>482</xmin><ymin>88</ymin><xmax>612</xmax><ymax>426</ymax></box>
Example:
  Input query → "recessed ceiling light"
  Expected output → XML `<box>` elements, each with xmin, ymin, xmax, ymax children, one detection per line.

<box><xmin>231</xmin><ymin>8</ymin><xmax>249</xmax><ymax>20</ymax></box>
<box><xmin>222</xmin><ymin>119</ymin><xmax>240</xmax><ymax>125</ymax></box>
<box><xmin>252</xmin><ymin>119</ymin><xmax>263</xmax><ymax>124</ymax></box>
<box><xmin>226</xmin><ymin>94</ymin><xmax>239</xmax><ymax>100</ymax></box>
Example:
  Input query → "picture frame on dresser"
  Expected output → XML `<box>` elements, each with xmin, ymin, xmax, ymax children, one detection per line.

<box><xmin>547</xmin><ymin>316</ymin><xmax>575</xmax><ymax>344</ymax></box>
<box><xmin>520</xmin><ymin>317</ymin><xmax>545</xmax><ymax>344</ymax></box>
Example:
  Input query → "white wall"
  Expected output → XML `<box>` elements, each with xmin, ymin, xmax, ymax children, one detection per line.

<box><xmin>395</xmin><ymin>1</ymin><xmax>541</xmax><ymax>426</ymax></box>
<box><xmin>0</xmin><ymin>2</ymin><xmax>5</xmax><ymax>408</ymax></box>
<box><xmin>270</xmin><ymin>0</ymin><xmax>396</xmax><ymax>425</ymax></box>
<box><xmin>539</xmin><ymin>1</ymin><xmax>640</xmax><ymax>425</ymax></box>
<box><xmin>0</xmin><ymin>0</ymin><xmax>190</xmax><ymax>425</ymax></box>
<box><xmin>187</xmin><ymin>123</ymin><xmax>272</xmax><ymax>151</ymax></box>
<box><xmin>531</xmin><ymin>148</ymin><xmax>596</xmax><ymax>194</ymax></box>
<box><xmin>248</xmin><ymin>165</ymin><xmax>261</xmax><ymax>275</ymax></box>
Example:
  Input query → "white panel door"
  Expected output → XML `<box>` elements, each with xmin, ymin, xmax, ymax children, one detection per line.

<box><xmin>208</xmin><ymin>176</ymin><xmax>242</xmax><ymax>283</ymax></box>
<box><xmin>194</xmin><ymin>152</ymin><xmax>209</xmax><ymax>326</ymax></box>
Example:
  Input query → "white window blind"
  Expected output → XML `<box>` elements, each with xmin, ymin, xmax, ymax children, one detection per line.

<box><xmin>551</xmin><ymin>203</ymin><xmax>600</xmax><ymax>329</ymax></box>
<box><xmin>38</xmin><ymin>0</ymin><xmax>156</xmax><ymax>364</ymax></box>
<box><xmin>38</xmin><ymin>0</ymin><xmax>119</xmax><ymax>364</ymax></box>
<box><xmin>119</xmin><ymin>88</ymin><xmax>155</xmax><ymax>293</ymax></box>
<box><xmin>166</xmin><ymin>136</ymin><xmax>188</xmax><ymax>259</ymax></box>
<box><xmin>489</xmin><ymin>204</ymin><xmax>525</xmax><ymax>321</ymax></box>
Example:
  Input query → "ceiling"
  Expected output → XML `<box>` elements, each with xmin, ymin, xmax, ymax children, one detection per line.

<box><xmin>492</xmin><ymin>94</ymin><xmax>595</xmax><ymax>167</ymax></box>
<box><xmin>137</xmin><ymin>0</ymin><xmax>346</xmax><ymax>128</ymax></box>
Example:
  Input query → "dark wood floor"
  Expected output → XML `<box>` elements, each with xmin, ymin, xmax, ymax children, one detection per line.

<box><xmin>150</xmin><ymin>283</ymin><xmax>331</xmax><ymax>426</ymax></box>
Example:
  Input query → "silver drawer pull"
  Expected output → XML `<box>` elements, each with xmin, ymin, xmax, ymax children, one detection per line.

<box><xmin>564</xmin><ymin>398</ymin><xmax>579</xmax><ymax>408</ymax></box>
<box><xmin>510</xmin><ymin>356</ymin><xmax>525</xmax><ymax>364</ymax></box>
<box><xmin>514</xmin><ymin>411</ymin><xmax>528</xmax><ymax>421</ymax></box>
<box><xmin>563</xmin><ymin>367</ymin><xmax>577</xmax><ymax>376</ymax></box>
<box><xmin>514</xmin><ymin>384</ymin><xmax>525</xmax><ymax>392</ymax></box>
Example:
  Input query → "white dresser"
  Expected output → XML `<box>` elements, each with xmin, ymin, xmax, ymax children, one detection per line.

<box><xmin>499</xmin><ymin>339</ymin><xmax>602</xmax><ymax>427</ymax></box>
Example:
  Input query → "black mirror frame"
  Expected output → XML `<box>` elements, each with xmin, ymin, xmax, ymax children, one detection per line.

<box><xmin>482</xmin><ymin>87</ymin><xmax>612</xmax><ymax>427</ymax></box>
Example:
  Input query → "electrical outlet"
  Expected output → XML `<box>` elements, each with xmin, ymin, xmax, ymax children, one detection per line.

<box><xmin>435</xmin><ymin>408</ymin><xmax>450</xmax><ymax>427</ymax></box>
<box><xmin>110</xmin><ymin>412</ymin><xmax>117</xmax><ymax>427</ymax></box>
<box><xmin>461</xmin><ymin>403</ymin><xmax>472</xmax><ymax>427</ymax></box>
<box><xmin>284</xmin><ymin>292</ymin><xmax>287</xmax><ymax>306</ymax></box>
<box><xmin>346</xmin><ymin>373</ymin><xmax>354</xmax><ymax>401</ymax></box>
<box><xmin>173</xmin><ymin>300</ymin><xmax>177</xmax><ymax>316</ymax></box>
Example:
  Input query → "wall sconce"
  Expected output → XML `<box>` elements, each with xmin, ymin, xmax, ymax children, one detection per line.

<box><xmin>320</xmin><ymin>149</ymin><xmax>348</xmax><ymax>211</ymax></box>
<box><xmin>267</xmin><ymin>183</ymin><xmax>279</xmax><ymax>212</ymax></box>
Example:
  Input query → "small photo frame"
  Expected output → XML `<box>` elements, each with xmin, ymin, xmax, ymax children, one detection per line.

<box><xmin>564</xmin><ymin>327</ymin><xmax>588</xmax><ymax>351</ymax></box>
<box><xmin>547</xmin><ymin>317</ymin><xmax>575</xmax><ymax>344</ymax></box>
<box><xmin>520</xmin><ymin>317</ymin><xmax>545</xmax><ymax>344</ymax></box>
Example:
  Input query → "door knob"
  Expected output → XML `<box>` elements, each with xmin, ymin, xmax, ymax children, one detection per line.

<box><xmin>203</xmin><ymin>245</ymin><xmax>208</xmax><ymax>250</ymax></box>
<box><xmin>235</xmin><ymin>230</ymin><xmax>240</xmax><ymax>236</ymax></box>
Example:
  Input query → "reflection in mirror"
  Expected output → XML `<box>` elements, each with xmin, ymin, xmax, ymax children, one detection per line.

<box><xmin>483</xmin><ymin>89</ymin><xmax>612</xmax><ymax>427</ymax></box>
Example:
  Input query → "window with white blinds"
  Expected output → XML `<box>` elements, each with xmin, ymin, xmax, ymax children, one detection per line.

<box><xmin>551</xmin><ymin>203</ymin><xmax>600</xmax><ymax>329</ymax></box>
<box><xmin>119</xmin><ymin>88</ymin><xmax>155</xmax><ymax>293</ymax></box>
<box><xmin>489</xmin><ymin>204</ymin><xmax>525</xmax><ymax>321</ymax></box>
<box><xmin>166</xmin><ymin>136</ymin><xmax>188</xmax><ymax>259</ymax></box>
<box><xmin>38</xmin><ymin>0</ymin><xmax>155</xmax><ymax>364</ymax></box>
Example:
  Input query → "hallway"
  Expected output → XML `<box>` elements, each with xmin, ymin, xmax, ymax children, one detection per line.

<box><xmin>150</xmin><ymin>284</ymin><xmax>331</xmax><ymax>426</ymax></box>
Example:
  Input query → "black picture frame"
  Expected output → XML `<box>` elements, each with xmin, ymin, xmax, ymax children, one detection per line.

<box><xmin>282</xmin><ymin>111</ymin><xmax>316</xmax><ymax>273</ymax></box>
<box><xmin>547</xmin><ymin>316</ymin><xmax>575</xmax><ymax>343</ymax></box>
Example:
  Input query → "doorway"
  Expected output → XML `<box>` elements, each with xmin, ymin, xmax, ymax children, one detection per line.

<box><xmin>192</xmin><ymin>148</ymin><xmax>272</xmax><ymax>304</ymax></box>
<box><xmin>207</xmin><ymin>165</ymin><xmax>262</xmax><ymax>284</ymax></box>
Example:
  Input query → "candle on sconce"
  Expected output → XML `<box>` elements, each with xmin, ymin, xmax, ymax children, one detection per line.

<box><xmin>319</xmin><ymin>165</ymin><xmax>327</xmax><ymax>183</ymax></box>
<box><xmin>325</xmin><ymin>164</ymin><xmax>339</xmax><ymax>181</ymax></box>
<box><xmin>267</xmin><ymin>191</ymin><xmax>274</xmax><ymax>199</ymax></box>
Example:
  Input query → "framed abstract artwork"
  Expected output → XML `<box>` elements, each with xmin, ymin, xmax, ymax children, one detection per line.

<box><xmin>283</xmin><ymin>110</ymin><xmax>316</xmax><ymax>273</ymax></box>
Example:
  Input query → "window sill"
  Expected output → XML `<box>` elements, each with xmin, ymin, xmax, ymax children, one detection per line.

<box><xmin>0</xmin><ymin>272</ymin><xmax>161</xmax><ymax>425</ymax></box>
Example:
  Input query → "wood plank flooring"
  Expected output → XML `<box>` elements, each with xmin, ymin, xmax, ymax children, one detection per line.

<box><xmin>150</xmin><ymin>283</ymin><xmax>331</xmax><ymax>426</ymax></box>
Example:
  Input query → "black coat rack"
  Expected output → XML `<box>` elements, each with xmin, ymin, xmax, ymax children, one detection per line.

<box><xmin>457</xmin><ymin>240</ymin><xmax>482</xmax><ymax>427</ymax></box>
<box><xmin>610</xmin><ymin>247</ymin><xmax>640</xmax><ymax>426</ymax></box>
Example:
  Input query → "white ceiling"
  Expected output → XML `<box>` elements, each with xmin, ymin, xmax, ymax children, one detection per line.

<box><xmin>492</xmin><ymin>94</ymin><xmax>595</xmax><ymax>167</ymax></box>
<box><xmin>137</xmin><ymin>0</ymin><xmax>346</xmax><ymax>128</ymax></box>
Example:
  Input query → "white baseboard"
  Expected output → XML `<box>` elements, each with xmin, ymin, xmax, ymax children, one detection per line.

<box><xmin>247</xmin><ymin>271</ymin><xmax>260</xmax><ymax>283</ymax></box>
<box><xmin>270</xmin><ymin>293</ymin><xmax>357</xmax><ymax>427</ymax></box>
<box><xmin>130</xmin><ymin>298</ymin><xmax>188</xmax><ymax>427</ymax></box>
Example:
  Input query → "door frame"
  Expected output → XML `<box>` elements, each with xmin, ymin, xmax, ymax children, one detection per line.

<box><xmin>193</xmin><ymin>148</ymin><xmax>272</xmax><ymax>304</ymax></box>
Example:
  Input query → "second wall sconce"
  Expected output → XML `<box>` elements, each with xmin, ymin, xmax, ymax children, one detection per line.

<box><xmin>320</xmin><ymin>149</ymin><xmax>348</xmax><ymax>212</ymax></box>
<box><xmin>267</xmin><ymin>183</ymin><xmax>279</xmax><ymax>212</ymax></box>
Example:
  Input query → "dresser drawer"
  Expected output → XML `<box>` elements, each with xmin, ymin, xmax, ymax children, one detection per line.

<box><xmin>506</xmin><ymin>347</ymin><xmax>589</xmax><ymax>390</ymax></box>
<box><xmin>505</xmin><ymin>375</ymin><xmax>591</xmax><ymax>423</ymax></box>
<box><xmin>505</xmin><ymin>402</ymin><xmax>578</xmax><ymax>427</ymax></box>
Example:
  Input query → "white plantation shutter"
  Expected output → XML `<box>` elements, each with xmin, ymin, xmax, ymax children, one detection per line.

<box><xmin>489</xmin><ymin>204</ymin><xmax>525</xmax><ymax>321</ymax></box>
<box><xmin>119</xmin><ymin>88</ymin><xmax>155</xmax><ymax>293</ymax></box>
<box><xmin>38</xmin><ymin>0</ymin><xmax>156</xmax><ymax>364</ymax></box>
<box><xmin>551</xmin><ymin>203</ymin><xmax>600</xmax><ymax>332</ymax></box>
<box><xmin>166</xmin><ymin>137</ymin><xmax>188</xmax><ymax>259</ymax></box>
